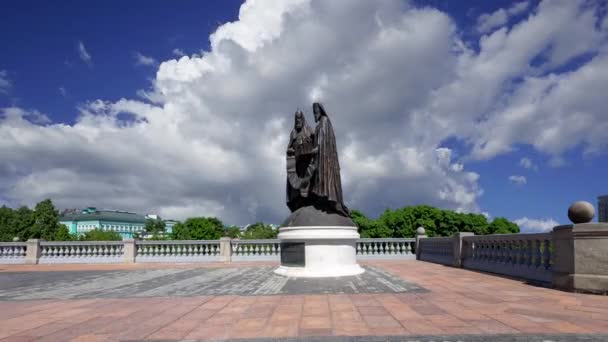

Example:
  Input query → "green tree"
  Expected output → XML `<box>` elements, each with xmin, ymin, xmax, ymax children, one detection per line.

<box><xmin>352</xmin><ymin>210</ymin><xmax>392</xmax><ymax>238</ymax></box>
<box><xmin>53</xmin><ymin>224</ymin><xmax>75</xmax><ymax>241</ymax></box>
<box><xmin>11</xmin><ymin>206</ymin><xmax>35</xmax><ymax>241</ymax></box>
<box><xmin>31</xmin><ymin>199</ymin><xmax>62</xmax><ymax>240</ymax></box>
<box><xmin>241</xmin><ymin>222</ymin><xmax>277</xmax><ymax>239</ymax></box>
<box><xmin>224</xmin><ymin>225</ymin><xmax>241</xmax><ymax>238</ymax></box>
<box><xmin>170</xmin><ymin>217</ymin><xmax>224</xmax><ymax>240</ymax></box>
<box><xmin>79</xmin><ymin>229</ymin><xmax>122</xmax><ymax>241</ymax></box>
<box><xmin>488</xmin><ymin>217</ymin><xmax>520</xmax><ymax>234</ymax></box>
<box><xmin>0</xmin><ymin>206</ymin><xmax>16</xmax><ymax>242</ymax></box>
<box><xmin>144</xmin><ymin>218</ymin><xmax>166</xmax><ymax>235</ymax></box>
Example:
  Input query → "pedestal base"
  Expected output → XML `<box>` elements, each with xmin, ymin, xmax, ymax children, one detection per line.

<box><xmin>274</xmin><ymin>226</ymin><xmax>365</xmax><ymax>278</ymax></box>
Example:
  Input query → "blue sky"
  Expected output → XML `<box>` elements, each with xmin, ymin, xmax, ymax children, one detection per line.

<box><xmin>1</xmin><ymin>0</ymin><xmax>607</xmax><ymax>231</ymax></box>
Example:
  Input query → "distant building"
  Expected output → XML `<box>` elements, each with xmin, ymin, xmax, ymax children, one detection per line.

<box><xmin>59</xmin><ymin>207</ymin><xmax>177</xmax><ymax>239</ymax></box>
<box><xmin>164</xmin><ymin>219</ymin><xmax>178</xmax><ymax>234</ymax></box>
<box><xmin>60</xmin><ymin>207</ymin><xmax>146</xmax><ymax>239</ymax></box>
<box><xmin>599</xmin><ymin>195</ymin><xmax>608</xmax><ymax>223</ymax></box>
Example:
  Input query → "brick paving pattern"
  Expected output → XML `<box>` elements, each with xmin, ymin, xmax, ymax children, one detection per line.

<box><xmin>0</xmin><ymin>260</ymin><xmax>607</xmax><ymax>341</ymax></box>
<box><xmin>0</xmin><ymin>266</ymin><xmax>424</xmax><ymax>300</ymax></box>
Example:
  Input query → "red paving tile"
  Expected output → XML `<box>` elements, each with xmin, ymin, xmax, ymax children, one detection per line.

<box><xmin>2</xmin><ymin>260</ymin><xmax>608</xmax><ymax>341</ymax></box>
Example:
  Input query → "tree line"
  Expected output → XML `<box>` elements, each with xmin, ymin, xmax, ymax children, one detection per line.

<box><xmin>352</xmin><ymin>205</ymin><xmax>518</xmax><ymax>238</ymax></box>
<box><xmin>0</xmin><ymin>199</ymin><xmax>518</xmax><ymax>242</ymax></box>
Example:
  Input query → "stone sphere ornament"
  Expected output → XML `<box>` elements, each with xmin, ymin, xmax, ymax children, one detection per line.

<box><xmin>416</xmin><ymin>227</ymin><xmax>426</xmax><ymax>235</ymax></box>
<box><xmin>568</xmin><ymin>201</ymin><xmax>595</xmax><ymax>224</ymax></box>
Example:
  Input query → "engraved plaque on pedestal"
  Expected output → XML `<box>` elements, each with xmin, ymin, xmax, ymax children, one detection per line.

<box><xmin>280</xmin><ymin>242</ymin><xmax>305</xmax><ymax>267</ymax></box>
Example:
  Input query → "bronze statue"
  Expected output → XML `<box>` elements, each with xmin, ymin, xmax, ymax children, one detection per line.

<box><xmin>285</xmin><ymin>103</ymin><xmax>349</xmax><ymax>217</ymax></box>
<box><xmin>286</xmin><ymin>110</ymin><xmax>315</xmax><ymax>212</ymax></box>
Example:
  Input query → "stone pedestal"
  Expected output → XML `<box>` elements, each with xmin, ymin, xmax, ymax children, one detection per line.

<box><xmin>552</xmin><ymin>223</ymin><xmax>608</xmax><ymax>294</ymax></box>
<box><xmin>274</xmin><ymin>226</ymin><xmax>364</xmax><ymax>277</ymax></box>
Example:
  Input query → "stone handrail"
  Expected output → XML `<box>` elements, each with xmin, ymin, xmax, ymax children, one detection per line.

<box><xmin>135</xmin><ymin>240</ymin><xmax>221</xmax><ymax>262</ymax></box>
<box><xmin>231</xmin><ymin>239</ymin><xmax>280</xmax><ymax>261</ymax></box>
<box><xmin>356</xmin><ymin>238</ymin><xmax>416</xmax><ymax>259</ymax></box>
<box><xmin>39</xmin><ymin>241</ymin><xmax>124</xmax><ymax>264</ymax></box>
<box><xmin>0</xmin><ymin>242</ymin><xmax>27</xmax><ymax>264</ymax></box>
<box><xmin>462</xmin><ymin>233</ymin><xmax>553</xmax><ymax>283</ymax></box>
<box><xmin>417</xmin><ymin>236</ymin><xmax>454</xmax><ymax>265</ymax></box>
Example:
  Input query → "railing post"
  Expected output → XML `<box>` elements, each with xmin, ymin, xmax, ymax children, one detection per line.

<box><xmin>220</xmin><ymin>237</ymin><xmax>232</xmax><ymax>262</ymax></box>
<box><xmin>123</xmin><ymin>239</ymin><xmax>136</xmax><ymax>263</ymax></box>
<box><xmin>552</xmin><ymin>223</ymin><xmax>608</xmax><ymax>293</ymax></box>
<box><xmin>552</xmin><ymin>201</ymin><xmax>608</xmax><ymax>293</ymax></box>
<box><xmin>452</xmin><ymin>232</ymin><xmax>474</xmax><ymax>267</ymax></box>
<box><xmin>415</xmin><ymin>227</ymin><xmax>427</xmax><ymax>260</ymax></box>
<box><xmin>25</xmin><ymin>239</ymin><xmax>41</xmax><ymax>264</ymax></box>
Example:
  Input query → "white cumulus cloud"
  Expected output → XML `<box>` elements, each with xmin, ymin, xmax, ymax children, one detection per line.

<box><xmin>0</xmin><ymin>70</ymin><xmax>11</xmax><ymax>94</ymax></box>
<box><xmin>77</xmin><ymin>41</ymin><xmax>92</xmax><ymax>66</ymax></box>
<box><xmin>477</xmin><ymin>1</ymin><xmax>529</xmax><ymax>34</ymax></box>
<box><xmin>509</xmin><ymin>175</ymin><xmax>527</xmax><ymax>185</ymax></box>
<box><xmin>514</xmin><ymin>217</ymin><xmax>559</xmax><ymax>233</ymax></box>
<box><xmin>519</xmin><ymin>157</ymin><xmax>537</xmax><ymax>170</ymax></box>
<box><xmin>134</xmin><ymin>52</ymin><xmax>157</xmax><ymax>66</ymax></box>
<box><xmin>172</xmin><ymin>48</ymin><xmax>185</xmax><ymax>57</ymax></box>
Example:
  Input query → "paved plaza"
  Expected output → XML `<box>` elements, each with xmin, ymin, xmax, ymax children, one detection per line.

<box><xmin>0</xmin><ymin>260</ymin><xmax>607</xmax><ymax>341</ymax></box>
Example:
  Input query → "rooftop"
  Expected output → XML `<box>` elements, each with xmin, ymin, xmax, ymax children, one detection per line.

<box><xmin>60</xmin><ymin>208</ymin><xmax>147</xmax><ymax>223</ymax></box>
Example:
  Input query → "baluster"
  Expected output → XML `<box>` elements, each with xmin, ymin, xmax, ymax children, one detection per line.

<box><xmin>405</xmin><ymin>242</ymin><xmax>411</xmax><ymax>255</ymax></box>
<box><xmin>543</xmin><ymin>239</ymin><xmax>551</xmax><ymax>270</ymax></box>
<box><xmin>525</xmin><ymin>240</ymin><xmax>533</xmax><ymax>268</ymax></box>
<box><xmin>497</xmin><ymin>240</ymin><xmax>504</xmax><ymax>263</ymax></box>
<box><xmin>534</xmin><ymin>239</ymin><xmax>542</xmax><ymax>269</ymax></box>
<box><xmin>515</xmin><ymin>240</ymin><xmax>522</xmax><ymax>266</ymax></box>
<box><xmin>356</xmin><ymin>242</ymin><xmax>361</xmax><ymax>255</ymax></box>
<box><xmin>372</xmin><ymin>242</ymin><xmax>378</xmax><ymax>255</ymax></box>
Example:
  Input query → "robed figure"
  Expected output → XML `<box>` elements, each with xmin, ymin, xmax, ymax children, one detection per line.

<box><xmin>286</xmin><ymin>110</ymin><xmax>315</xmax><ymax>212</ymax></box>
<box><xmin>309</xmin><ymin>102</ymin><xmax>349</xmax><ymax>216</ymax></box>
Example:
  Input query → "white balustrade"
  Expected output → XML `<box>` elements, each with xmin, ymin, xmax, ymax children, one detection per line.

<box><xmin>418</xmin><ymin>236</ymin><xmax>453</xmax><ymax>265</ymax></box>
<box><xmin>231</xmin><ymin>239</ymin><xmax>280</xmax><ymax>261</ymax></box>
<box><xmin>356</xmin><ymin>238</ymin><xmax>416</xmax><ymax>260</ymax></box>
<box><xmin>39</xmin><ymin>241</ymin><xmax>124</xmax><ymax>264</ymax></box>
<box><xmin>136</xmin><ymin>240</ymin><xmax>221</xmax><ymax>262</ymax></box>
<box><xmin>0</xmin><ymin>243</ymin><xmax>27</xmax><ymax>264</ymax></box>
<box><xmin>462</xmin><ymin>233</ymin><xmax>552</xmax><ymax>283</ymax></box>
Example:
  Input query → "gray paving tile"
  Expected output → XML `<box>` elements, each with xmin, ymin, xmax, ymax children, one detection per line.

<box><xmin>0</xmin><ymin>265</ymin><xmax>426</xmax><ymax>300</ymax></box>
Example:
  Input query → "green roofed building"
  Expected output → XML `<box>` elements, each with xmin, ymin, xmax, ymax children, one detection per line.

<box><xmin>60</xmin><ymin>207</ymin><xmax>146</xmax><ymax>239</ymax></box>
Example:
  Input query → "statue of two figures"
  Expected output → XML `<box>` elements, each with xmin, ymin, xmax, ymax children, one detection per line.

<box><xmin>286</xmin><ymin>102</ymin><xmax>349</xmax><ymax>218</ymax></box>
